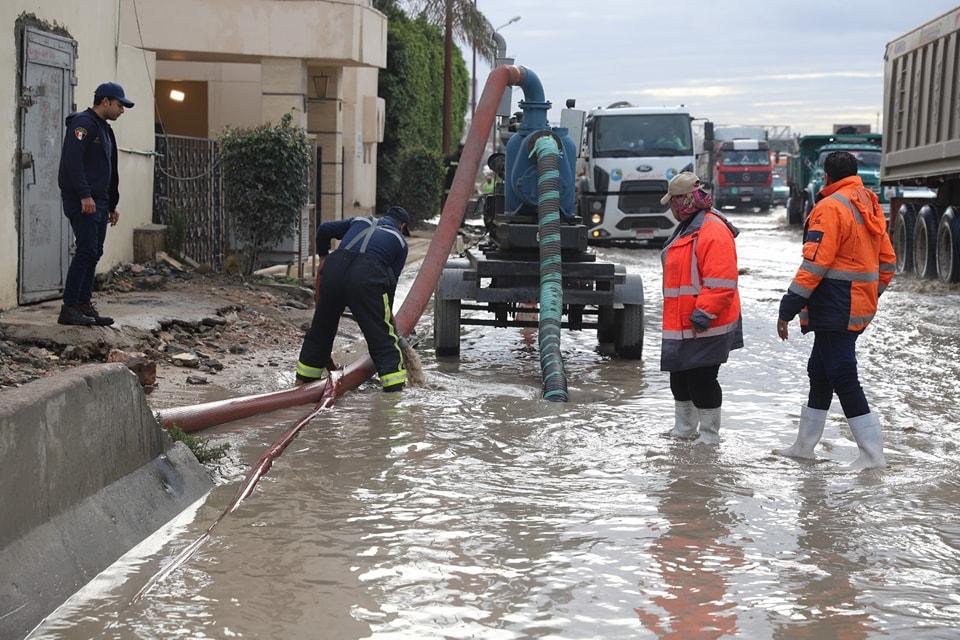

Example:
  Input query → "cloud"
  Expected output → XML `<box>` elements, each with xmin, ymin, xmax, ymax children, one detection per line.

<box><xmin>618</xmin><ymin>86</ymin><xmax>745</xmax><ymax>99</ymax></box>
<box><xmin>751</xmin><ymin>100</ymin><xmax>808</xmax><ymax>107</ymax></box>
<box><xmin>754</xmin><ymin>71</ymin><xmax>883</xmax><ymax>81</ymax></box>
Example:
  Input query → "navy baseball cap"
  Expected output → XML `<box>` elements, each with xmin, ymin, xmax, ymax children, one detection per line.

<box><xmin>385</xmin><ymin>206</ymin><xmax>412</xmax><ymax>236</ymax></box>
<box><xmin>95</xmin><ymin>82</ymin><xmax>135</xmax><ymax>108</ymax></box>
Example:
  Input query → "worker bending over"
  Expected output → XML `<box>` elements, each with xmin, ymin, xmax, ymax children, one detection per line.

<box><xmin>296</xmin><ymin>206</ymin><xmax>412</xmax><ymax>391</ymax></box>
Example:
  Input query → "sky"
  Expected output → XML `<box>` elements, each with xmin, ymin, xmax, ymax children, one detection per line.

<box><xmin>466</xmin><ymin>1</ymin><xmax>960</xmax><ymax>136</ymax></box>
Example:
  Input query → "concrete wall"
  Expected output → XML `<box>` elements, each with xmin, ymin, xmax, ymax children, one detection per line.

<box><xmin>342</xmin><ymin>66</ymin><xmax>382</xmax><ymax>215</ymax></box>
<box><xmin>0</xmin><ymin>1</ymin><xmax>156</xmax><ymax>311</ymax></box>
<box><xmin>0</xmin><ymin>364</ymin><xmax>212</xmax><ymax>639</ymax></box>
<box><xmin>156</xmin><ymin>60</ymin><xmax>262</xmax><ymax>138</ymax></box>
<box><xmin>119</xmin><ymin>0</ymin><xmax>386</xmax><ymax>68</ymax></box>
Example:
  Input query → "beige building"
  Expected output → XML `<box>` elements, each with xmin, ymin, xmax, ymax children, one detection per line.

<box><xmin>1</xmin><ymin>0</ymin><xmax>386</xmax><ymax>311</ymax></box>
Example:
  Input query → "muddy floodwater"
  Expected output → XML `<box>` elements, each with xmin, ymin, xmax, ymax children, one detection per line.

<box><xmin>30</xmin><ymin>210</ymin><xmax>960</xmax><ymax>639</ymax></box>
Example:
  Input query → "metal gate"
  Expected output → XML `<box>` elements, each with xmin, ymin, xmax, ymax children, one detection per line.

<box><xmin>17</xmin><ymin>26</ymin><xmax>77</xmax><ymax>303</ymax></box>
<box><xmin>153</xmin><ymin>134</ymin><xmax>224</xmax><ymax>268</ymax></box>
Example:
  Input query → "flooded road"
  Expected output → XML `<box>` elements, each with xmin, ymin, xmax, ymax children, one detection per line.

<box><xmin>31</xmin><ymin>209</ymin><xmax>960</xmax><ymax>639</ymax></box>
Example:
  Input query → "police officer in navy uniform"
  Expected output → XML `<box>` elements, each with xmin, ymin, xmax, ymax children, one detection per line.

<box><xmin>296</xmin><ymin>206</ymin><xmax>412</xmax><ymax>391</ymax></box>
<box><xmin>57</xmin><ymin>82</ymin><xmax>134</xmax><ymax>326</ymax></box>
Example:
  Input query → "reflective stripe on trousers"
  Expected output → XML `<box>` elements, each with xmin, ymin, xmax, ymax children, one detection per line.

<box><xmin>296</xmin><ymin>360</ymin><xmax>327</xmax><ymax>379</ymax></box>
<box><xmin>380</xmin><ymin>292</ymin><xmax>407</xmax><ymax>388</ymax></box>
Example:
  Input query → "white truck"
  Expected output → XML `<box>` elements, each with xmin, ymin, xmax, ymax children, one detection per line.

<box><xmin>577</xmin><ymin>105</ymin><xmax>695</xmax><ymax>245</ymax></box>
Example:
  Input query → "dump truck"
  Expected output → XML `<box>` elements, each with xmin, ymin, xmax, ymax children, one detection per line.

<box><xmin>785</xmin><ymin>133</ymin><xmax>884</xmax><ymax>225</ymax></box>
<box><xmin>881</xmin><ymin>6</ymin><xmax>960</xmax><ymax>282</ymax></box>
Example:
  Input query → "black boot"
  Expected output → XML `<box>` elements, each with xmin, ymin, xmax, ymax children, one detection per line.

<box><xmin>78</xmin><ymin>302</ymin><xmax>114</xmax><ymax>326</ymax></box>
<box><xmin>58</xmin><ymin>304</ymin><xmax>96</xmax><ymax>326</ymax></box>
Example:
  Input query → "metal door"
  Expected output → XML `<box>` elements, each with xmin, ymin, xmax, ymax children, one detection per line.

<box><xmin>18</xmin><ymin>26</ymin><xmax>77</xmax><ymax>303</ymax></box>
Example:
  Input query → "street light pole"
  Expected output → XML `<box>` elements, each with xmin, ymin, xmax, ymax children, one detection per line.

<box><xmin>471</xmin><ymin>0</ymin><xmax>477</xmax><ymax>119</ymax></box>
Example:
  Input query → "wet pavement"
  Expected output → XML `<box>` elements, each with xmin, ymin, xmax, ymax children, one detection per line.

<box><xmin>29</xmin><ymin>209</ymin><xmax>960</xmax><ymax>639</ymax></box>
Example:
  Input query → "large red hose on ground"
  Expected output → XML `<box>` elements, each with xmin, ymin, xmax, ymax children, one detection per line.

<box><xmin>158</xmin><ymin>65</ymin><xmax>524</xmax><ymax>433</ymax></box>
<box><xmin>133</xmin><ymin>68</ymin><xmax>527</xmax><ymax>599</ymax></box>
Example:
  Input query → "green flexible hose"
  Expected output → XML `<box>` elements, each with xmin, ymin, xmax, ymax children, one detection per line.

<box><xmin>530</xmin><ymin>135</ymin><xmax>568</xmax><ymax>402</ymax></box>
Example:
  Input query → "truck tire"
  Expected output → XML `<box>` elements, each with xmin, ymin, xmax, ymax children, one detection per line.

<box><xmin>433</xmin><ymin>294</ymin><xmax>461</xmax><ymax>356</ymax></box>
<box><xmin>893</xmin><ymin>204</ymin><xmax>915</xmax><ymax>274</ymax></box>
<box><xmin>937</xmin><ymin>206</ymin><xmax>960</xmax><ymax>283</ymax></box>
<box><xmin>913</xmin><ymin>205</ymin><xmax>938</xmax><ymax>279</ymax></box>
<box><xmin>786</xmin><ymin>196</ymin><xmax>802</xmax><ymax>225</ymax></box>
<box><xmin>597</xmin><ymin>304</ymin><xmax>616</xmax><ymax>355</ymax></box>
<box><xmin>615</xmin><ymin>303</ymin><xmax>644</xmax><ymax>359</ymax></box>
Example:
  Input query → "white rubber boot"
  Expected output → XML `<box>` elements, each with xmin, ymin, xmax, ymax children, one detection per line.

<box><xmin>668</xmin><ymin>401</ymin><xmax>698</xmax><ymax>439</ymax></box>
<box><xmin>848</xmin><ymin>412</ymin><xmax>886</xmax><ymax>470</ymax></box>
<box><xmin>776</xmin><ymin>406</ymin><xmax>828</xmax><ymax>459</ymax></box>
<box><xmin>694</xmin><ymin>408</ymin><xmax>721</xmax><ymax>445</ymax></box>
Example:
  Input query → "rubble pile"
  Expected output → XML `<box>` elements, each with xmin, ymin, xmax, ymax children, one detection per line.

<box><xmin>0</xmin><ymin>263</ymin><xmax>317</xmax><ymax>392</ymax></box>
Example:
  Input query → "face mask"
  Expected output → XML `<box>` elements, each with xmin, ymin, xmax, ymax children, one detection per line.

<box><xmin>670</xmin><ymin>188</ymin><xmax>713</xmax><ymax>220</ymax></box>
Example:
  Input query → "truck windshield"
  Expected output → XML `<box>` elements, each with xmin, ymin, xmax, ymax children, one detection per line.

<box><xmin>592</xmin><ymin>114</ymin><xmax>692</xmax><ymax>157</ymax></box>
<box><xmin>818</xmin><ymin>150</ymin><xmax>881</xmax><ymax>168</ymax></box>
<box><xmin>721</xmin><ymin>150</ymin><xmax>770</xmax><ymax>166</ymax></box>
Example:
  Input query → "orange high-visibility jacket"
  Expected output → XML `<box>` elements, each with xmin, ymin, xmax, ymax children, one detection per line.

<box><xmin>779</xmin><ymin>175</ymin><xmax>896</xmax><ymax>333</ymax></box>
<box><xmin>660</xmin><ymin>209</ymin><xmax>743</xmax><ymax>372</ymax></box>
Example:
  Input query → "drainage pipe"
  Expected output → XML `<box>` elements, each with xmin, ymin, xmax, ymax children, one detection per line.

<box><xmin>158</xmin><ymin>64</ymin><xmax>527</xmax><ymax>433</ymax></box>
<box><xmin>530</xmin><ymin>134</ymin><xmax>568</xmax><ymax>402</ymax></box>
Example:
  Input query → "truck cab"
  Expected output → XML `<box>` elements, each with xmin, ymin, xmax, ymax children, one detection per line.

<box><xmin>786</xmin><ymin>134</ymin><xmax>884</xmax><ymax>225</ymax></box>
<box><xmin>578</xmin><ymin>105</ymin><xmax>694</xmax><ymax>245</ymax></box>
<box><xmin>712</xmin><ymin>139</ymin><xmax>773</xmax><ymax>211</ymax></box>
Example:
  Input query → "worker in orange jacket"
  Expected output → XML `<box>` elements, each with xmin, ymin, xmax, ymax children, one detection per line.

<box><xmin>777</xmin><ymin>151</ymin><xmax>896</xmax><ymax>469</ymax></box>
<box><xmin>661</xmin><ymin>172</ymin><xmax>743</xmax><ymax>444</ymax></box>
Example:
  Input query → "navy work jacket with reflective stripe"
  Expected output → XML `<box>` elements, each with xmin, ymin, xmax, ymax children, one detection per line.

<box><xmin>317</xmin><ymin>216</ymin><xmax>408</xmax><ymax>281</ymax></box>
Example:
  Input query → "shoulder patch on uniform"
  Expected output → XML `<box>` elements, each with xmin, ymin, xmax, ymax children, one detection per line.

<box><xmin>804</xmin><ymin>230</ymin><xmax>824</xmax><ymax>243</ymax></box>
<box><xmin>73</xmin><ymin>127</ymin><xmax>87</xmax><ymax>141</ymax></box>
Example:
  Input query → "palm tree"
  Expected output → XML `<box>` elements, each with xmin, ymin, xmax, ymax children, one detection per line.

<box><xmin>405</xmin><ymin>0</ymin><xmax>496</xmax><ymax>155</ymax></box>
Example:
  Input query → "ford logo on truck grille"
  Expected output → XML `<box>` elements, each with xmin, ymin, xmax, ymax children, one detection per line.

<box><xmin>636</xmin><ymin>165</ymin><xmax>653</xmax><ymax>172</ymax></box>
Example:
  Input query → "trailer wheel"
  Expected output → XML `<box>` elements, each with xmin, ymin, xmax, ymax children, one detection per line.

<box><xmin>913</xmin><ymin>205</ymin><xmax>939</xmax><ymax>279</ymax></box>
<box><xmin>433</xmin><ymin>295</ymin><xmax>461</xmax><ymax>356</ymax></box>
<box><xmin>597</xmin><ymin>305</ymin><xmax>616</xmax><ymax>355</ymax></box>
<box><xmin>615</xmin><ymin>304</ymin><xmax>644</xmax><ymax>359</ymax></box>
<box><xmin>786</xmin><ymin>196</ymin><xmax>802</xmax><ymax>225</ymax></box>
<box><xmin>893</xmin><ymin>204</ymin><xmax>916</xmax><ymax>274</ymax></box>
<box><xmin>937</xmin><ymin>207</ymin><xmax>960</xmax><ymax>283</ymax></box>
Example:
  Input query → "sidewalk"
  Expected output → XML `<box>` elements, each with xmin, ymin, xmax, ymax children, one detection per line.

<box><xmin>0</xmin><ymin>231</ymin><xmax>436</xmax><ymax>405</ymax></box>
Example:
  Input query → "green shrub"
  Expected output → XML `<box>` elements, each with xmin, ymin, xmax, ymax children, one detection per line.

<box><xmin>220</xmin><ymin>113</ymin><xmax>311</xmax><ymax>274</ymax></box>
<box><xmin>396</xmin><ymin>146</ymin><xmax>445</xmax><ymax>224</ymax></box>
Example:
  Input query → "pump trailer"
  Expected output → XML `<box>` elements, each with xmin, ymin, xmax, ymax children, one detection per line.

<box><xmin>432</xmin><ymin>68</ymin><xmax>645</xmax><ymax>360</ymax></box>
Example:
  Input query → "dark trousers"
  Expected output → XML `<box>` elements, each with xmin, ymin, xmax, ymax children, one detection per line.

<box><xmin>62</xmin><ymin>198</ymin><xmax>108</xmax><ymax>306</ymax></box>
<box><xmin>670</xmin><ymin>364</ymin><xmax>722</xmax><ymax>409</ymax></box>
<box><xmin>807</xmin><ymin>330</ymin><xmax>870</xmax><ymax>418</ymax></box>
<box><xmin>298</xmin><ymin>251</ymin><xmax>405</xmax><ymax>388</ymax></box>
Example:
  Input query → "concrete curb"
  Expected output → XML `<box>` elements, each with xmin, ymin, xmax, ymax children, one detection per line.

<box><xmin>0</xmin><ymin>364</ymin><xmax>212</xmax><ymax>639</ymax></box>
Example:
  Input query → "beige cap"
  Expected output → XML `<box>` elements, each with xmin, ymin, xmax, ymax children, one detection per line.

<box><xmin>659</xmin><ymin>171</ymin><xmax>702</xmax><ymax>205</ymax></box>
